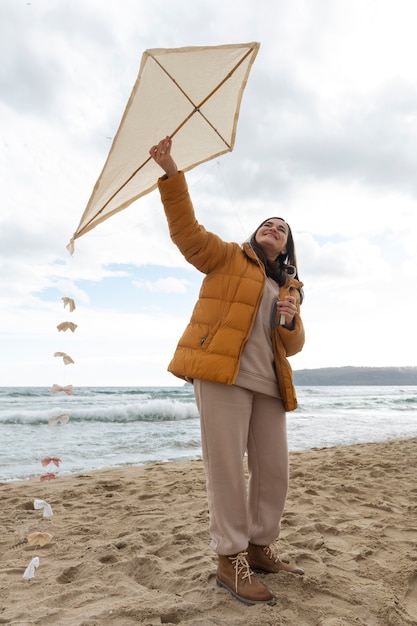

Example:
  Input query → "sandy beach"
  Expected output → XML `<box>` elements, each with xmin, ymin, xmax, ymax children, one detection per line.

<box><xmin>1</xmin><ymin>438</ymin><xmax>417</xmax><ymax>626</ymax></box>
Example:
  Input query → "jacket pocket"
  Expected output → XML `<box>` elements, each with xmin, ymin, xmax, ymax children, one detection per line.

<box><xmin>199</xmin><ymin>319</ymin><xmax>222</xmax><ymax>351</ymax></box>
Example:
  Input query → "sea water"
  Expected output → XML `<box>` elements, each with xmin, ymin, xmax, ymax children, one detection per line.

<box><xmin>0</xmin><ymin>385</ymin><xmax>416</xmax><ymax>482</ymax></box>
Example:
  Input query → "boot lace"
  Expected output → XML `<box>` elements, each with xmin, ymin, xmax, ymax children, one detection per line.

<box><xmin>262</xmin><ymin>545</ymin><xmax>280</xmax><ymax>563</ymax></box>
<box><xmin>229</xmin><ymin>551</ymin><xmax>253</xmax><ymax>592</ymax></box>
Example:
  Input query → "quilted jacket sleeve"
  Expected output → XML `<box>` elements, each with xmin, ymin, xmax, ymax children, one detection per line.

<box><xmin>158</xmin><ymin>172</ymin><xmax>230</xmax><ymax>274</ymax></box>
<box><xmin>277</xmin><ymin>313</ymin><xmax>305</xmax><ymax>357</ymax></box>
<box><xmin>275</xmin><ymin>283</ymin><xmax>305</xmax><ymax>357</ymax></box>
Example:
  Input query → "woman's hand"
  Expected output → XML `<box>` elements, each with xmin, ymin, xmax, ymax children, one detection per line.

<box><xmin>149</xmin><ymin>136</ymin><xmax>178</xmax><ymax>178</ymax></box>
<box><xmin>277</xmin><ymin>296</ymin><xmax>297</xmax><ymax>329</ymax></box>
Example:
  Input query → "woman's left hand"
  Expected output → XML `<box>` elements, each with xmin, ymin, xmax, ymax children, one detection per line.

<box><xmin>277</xmin><ymin>296</ymin><xmax>297</xmax><ymax>328</ymax></box>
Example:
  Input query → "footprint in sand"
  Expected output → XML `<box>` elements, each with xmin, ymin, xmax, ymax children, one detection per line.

<box><xmin>404</xmin><ymin>571</ymin><xmax>417</xmax><ymax>622</ymax></box>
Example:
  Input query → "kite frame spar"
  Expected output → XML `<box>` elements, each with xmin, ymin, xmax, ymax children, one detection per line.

<box><xmin>68</xmin><ymin>42</ymin><xmax>260</xmax><ymax>253</ymax></box>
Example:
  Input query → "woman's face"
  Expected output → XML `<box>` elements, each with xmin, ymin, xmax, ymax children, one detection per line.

<box><xmin>255</xmin><ymin>218</ymin><xmax>288</xmax><ymax>261</ymax></box>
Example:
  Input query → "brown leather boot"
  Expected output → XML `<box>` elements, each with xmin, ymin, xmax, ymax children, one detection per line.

<box><xmin>216</xmin><ymin>551</ymin><xmax>276</xmax><ymax>605</ymax></box>
<box><xmin>247</xmin><ymin>542</ymin><xmax>304</xmax><ymax>576</ymax></box>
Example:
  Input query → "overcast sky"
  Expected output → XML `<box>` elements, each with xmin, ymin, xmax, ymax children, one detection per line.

<box><xmin>1</xmin><ymin>0</ymin><xmax>416</xmax><ymax>387</ymax></box>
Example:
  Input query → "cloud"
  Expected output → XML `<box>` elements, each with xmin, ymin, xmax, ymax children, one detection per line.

<box><xmin>133</xmin><ymin>277</ymin><xmax>190</xmax><ymax>294</ymax></box>
<box><xmin>0</xmin><ymin>5</ymin><xmax>60</xmax><ymax>115</ymax></box>
<box><xmin>297</xmin><ymin>233</ymin><xmax>391</xmax><ymax>283</ymax></box>
<box><xmin>1</xmin><ymin>0</ymin><xmax>417</xmax><ymax>385</ymax></box>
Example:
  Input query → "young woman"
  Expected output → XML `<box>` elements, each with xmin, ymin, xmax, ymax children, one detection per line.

<box><xmin>150</xmin><ymin>136</ymin><xmax>305</xmax><ymax>606</ymax></box>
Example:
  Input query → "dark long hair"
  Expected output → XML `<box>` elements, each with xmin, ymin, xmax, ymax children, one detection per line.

<box><xmin>249</xmin><ymin>217</ymin><xmax>304</xmax><ymax>303</ymax></box>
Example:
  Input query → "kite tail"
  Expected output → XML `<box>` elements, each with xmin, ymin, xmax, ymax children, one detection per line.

<box><xmin>67</xmin><ymin>237</ymin><xmax>75</xmax><ymax>255</ymax></box>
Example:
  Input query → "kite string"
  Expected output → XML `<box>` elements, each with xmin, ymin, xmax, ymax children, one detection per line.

<box><xmin>59</xmin><ymin>257</ymin><xmax>76</xmax><ymax>388</ymax></box>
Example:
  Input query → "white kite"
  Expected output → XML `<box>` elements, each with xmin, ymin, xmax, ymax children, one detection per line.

<box><xmin>67</xmin><ymin>42</ymin><xmax>260</xmax><ymax>252</ymax></box>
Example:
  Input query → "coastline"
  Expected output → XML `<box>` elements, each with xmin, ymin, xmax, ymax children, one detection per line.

<box><xmin>1</xmin><ymin>438</ymin><xmax>417</xmax><ymax>625</ymax></box>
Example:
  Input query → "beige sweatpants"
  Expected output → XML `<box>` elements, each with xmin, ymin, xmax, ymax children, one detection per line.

<box><xmin>193</xmin><ymin>379</ymin><xmax>289</xmax><ymax>556</ymax></box>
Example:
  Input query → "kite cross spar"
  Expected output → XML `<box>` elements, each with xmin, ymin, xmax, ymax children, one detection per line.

<box><xmin>67</xmin><ymin>42</ymin><xmax>260</xmax><ymax>253</ymax></box>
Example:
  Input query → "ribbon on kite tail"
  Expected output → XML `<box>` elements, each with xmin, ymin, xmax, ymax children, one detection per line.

<box><xmin>23</xmin><ymin>556</ymin><xmax>40</xmax><ymax>580</ymax></box>
<box><xmin>51</xmin><ymin>384</ymin><xmax>73</xmax><ymax>396</ymax></box>
<box><xmin>48</xmin><ymin>413</ymin><xmax>70</xmax><ymax>426</ymax></box>
<box><xmin>34</xmin><ymin>499</ymin><xmax>54</xmax><ymax>518</ymax></box>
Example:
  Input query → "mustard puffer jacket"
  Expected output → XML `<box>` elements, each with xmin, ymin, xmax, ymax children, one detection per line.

<box><xmin>158</xmin><ymin>172</ymin><xmax>305</xmax><ymax>411</ymax></box>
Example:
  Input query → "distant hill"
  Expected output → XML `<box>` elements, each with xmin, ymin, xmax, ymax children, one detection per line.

<box><xmin>293</xmin><ymin>366</ymin><xmax>417</xmax><ymax>386</ymax></box>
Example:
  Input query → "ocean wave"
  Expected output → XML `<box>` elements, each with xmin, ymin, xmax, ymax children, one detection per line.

<box><xmin>0</xmin><ymin>398</ymin><xmax>199</xmax><ymax>425</ymax></box>
<box><xmin>0</xmin><ymin>386</ymin><xmax>193</xmax><ymax>398</ymax></box>
<box><xmin>1</xmin><ymin>385</ymin><xmax>416</xmax><ymax>482</ymax></box>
